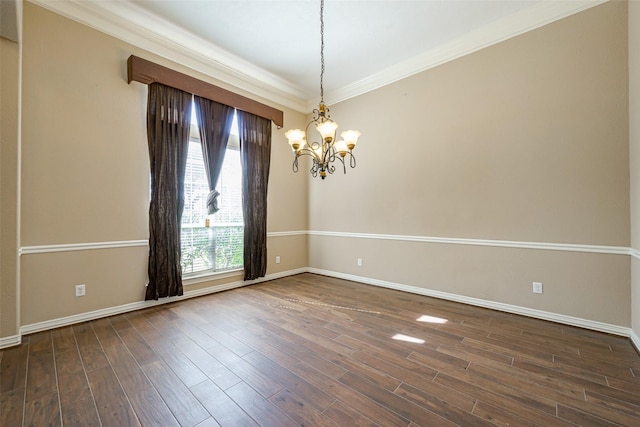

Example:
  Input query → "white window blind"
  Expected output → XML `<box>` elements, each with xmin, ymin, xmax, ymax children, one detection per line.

<box><xmin>181</xmin><ymin>112</ymin><xmax>243</xmax><ymax>275</ymax></box>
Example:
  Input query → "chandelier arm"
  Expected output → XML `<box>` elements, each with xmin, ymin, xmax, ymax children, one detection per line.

<box><xmin>323</xmin><ymin>144</ymin><xmax>335</xmax><ymax>165</ymax></box>
<box><xmin>310</xmin><ymin>160</ymin><xmax>319</xmax><ymax>177</ymax></box>
<box><xmin>308</xmin><ymin>141</ymin><xmax>324</xmax><ymax>161</ymax></box>
<box><xmin>292</xmin><ymin>155</ymin><xmax>299</xmax><ymax>173</ymax></box>
<box><xmin>332</xmin><ymin>153</ymin><xmax>347</xmax><ymax>174</ymax></box>
<box><xmin>295</xmin><ymin>149</ymin><xmax>323</xmax><ymax>161</ymax></box>
<box><xmin>308</xmin><ymin>113</ymin><xmax>320</xmax><ymax>127</ymax></box>
<box><xmin>326</xmin><ymin>162</ymin><xmax>336</xmax><ymax>175</ymax></box>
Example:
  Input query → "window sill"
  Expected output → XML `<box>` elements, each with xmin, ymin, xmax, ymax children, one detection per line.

<box><xmin>183</xmin><ymin>268</ymin><xmax>243</xmax><ymax>286</ymax></box>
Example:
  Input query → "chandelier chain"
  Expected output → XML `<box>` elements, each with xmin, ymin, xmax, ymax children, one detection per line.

<box><xmin>284</xmin><ymin>0</ymin><xmax>360</xmax><ymax>180</ymax></box>
<box><xmin>320</xmin><ymin>0</ymin><xmax>325</xmax><ymax>103</ymax></box>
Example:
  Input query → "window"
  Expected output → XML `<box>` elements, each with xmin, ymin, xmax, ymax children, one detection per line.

<box><xmin>180</xmin><ymin>109</ymin><xmax>243</xmax><ymax>275</ymax></box>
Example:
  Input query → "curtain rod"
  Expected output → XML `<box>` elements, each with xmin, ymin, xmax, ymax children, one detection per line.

<box><xmin>127</xmin><ymin>55</ymin><xmax>284</xmax><ymax>128</ymax></box>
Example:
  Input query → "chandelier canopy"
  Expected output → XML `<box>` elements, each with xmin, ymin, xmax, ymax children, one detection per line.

<box><xmin>285</xmin><ymin>0</ymin><xmax>361</xmax><ymax>180</ymax></box>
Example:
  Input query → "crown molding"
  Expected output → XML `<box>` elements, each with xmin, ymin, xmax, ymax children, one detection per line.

<box><xmin>28</xmin><ymin>0</ymin><xmax>307</xmax><ymax>113</ymax></box>
<box><xmin>29</xmin><ymin>0</ymin><xmax>607</xmax><ymax>114</ymax></box>
<box><xmin>319</xmin><ymin>0</ymin><xmax>608</xmax><ymax>110</ymax></box>
<box><xmin>28</xmin><ymin>0</ymin><xmax>606</xmax><ymax>114</ymax></box>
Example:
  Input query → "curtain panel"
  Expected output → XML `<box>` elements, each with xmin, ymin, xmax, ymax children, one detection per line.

<box><xmin>237</xmin><ymin>111</ymin><xmax>272</xmax><ymax>280</ymax></box>
<box><xmin>193</xmin><ymin>96</ymin><xmax>236</xmax><ymax>214</ymax></box>
<box><xmin>145</xmin><ymin>83</ymin><xmax>192</xmax><ymax>300</ymax></box>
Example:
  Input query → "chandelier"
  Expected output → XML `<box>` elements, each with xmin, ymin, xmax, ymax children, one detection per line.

<box><xmin>285</xmin><ymin>0</ymin><xmax>361</xmax><ymax>180</ymax></box>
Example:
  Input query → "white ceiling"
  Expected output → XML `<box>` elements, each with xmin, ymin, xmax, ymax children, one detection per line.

<box><xmin>129</xmin><ymin>0</ymin><xmax>540</xmax><ymax>97</ymax></box>
<box><xmin>33</xmin><ymin>0</ymin><xmax>605</xmax><ymax>112</ymax></box>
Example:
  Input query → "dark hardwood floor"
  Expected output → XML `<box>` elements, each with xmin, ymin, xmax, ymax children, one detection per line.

<box><xmin>1</xmin><ymin>273</ymin><xmax>639</xmax><ymax>426</ymax></box>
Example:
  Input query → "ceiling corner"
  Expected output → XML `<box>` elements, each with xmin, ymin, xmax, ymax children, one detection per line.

<box><xmin>28</xmin><ymin>0</ymin><xmax>309</xmax><ymax>113</ymax></box>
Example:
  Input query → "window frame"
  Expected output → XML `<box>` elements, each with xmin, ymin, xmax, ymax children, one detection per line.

<box><xmin>180</xmin><ymin>111</ymin><xmax>244</xmax><ymax>283</ymax></box>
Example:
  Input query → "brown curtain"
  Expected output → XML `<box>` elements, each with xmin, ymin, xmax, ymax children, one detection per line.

<box><xmin>145</xmin><ymin>83</ymin><xmax>192</xmax><ymax>300</ymax></box>
<box><xmin>193</xmin><ymin>96</ymin><xmax>235</xmax><ymax>214</ymax></box>
<box><xmin>237</xmin><ymin>110</ymin><xmax>271</xmax><ymax>280</ymax></box>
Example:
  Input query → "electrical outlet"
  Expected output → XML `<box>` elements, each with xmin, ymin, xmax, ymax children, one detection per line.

<box><xmin>357</xmin><ymin>258</ymin><xmax>363</xmax><ymax>267</ymax></box>
<box><xmin>532</xmin><ymin>282</ymin><xmax>543</xmax><ymax>294</ymax></box>
<box><xmin>275</xmin><ymin>256</ymin><xmax>281</xmax><ymax>264</ymax></box>
<box><xmin>75</xmin><ymin>284</ymin><xmax>86</xmax><ymax>297</ymax></box>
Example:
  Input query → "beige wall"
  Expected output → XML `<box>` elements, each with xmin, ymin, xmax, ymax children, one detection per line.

<box><xmin>1</xmin><ymin>35</ymin><xmax>21</xmax><ymax>338</ymax></box>
<box><xmin>2</xmin><ymin>0</ymin><xmax>636</xmax><ymax>342</ymax></box>
<box><xmin>630</xmin><ymin>0</ymin><xmax>640</xmax><ymax>342</ymax></box>
<box><xmin>17</xmin><ymin>2</ymin><xmax>308</xmax><ymax>327</ymax></box>
<box><xmin>309</xmin><ymin>237</ymin><xmax>630</xmax><ymax>325</ymax></box>
<box><xmin>309</xmin><ymin>1</ymin><xmax>631</xmax><ymax>326</ymax></box>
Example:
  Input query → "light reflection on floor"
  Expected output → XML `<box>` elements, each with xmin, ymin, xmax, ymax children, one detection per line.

<box><xmin>416</xmin><ymin>314</ymin><xmax>448</xmax><ymax>324</ymax></box>
<box><xmin>392</xmin><ymin>333</ymin><xmax>426</xmax><ymax>344</ymax></box>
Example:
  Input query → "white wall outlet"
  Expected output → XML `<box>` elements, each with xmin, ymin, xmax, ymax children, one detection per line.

<box><xmin>75</xmin><ymin>284</ymin><xmax>86</xmax><ymax>297</ymax></box>
<box><xmin>275</xmin><ymin>256</ymin><xmax>281</xmax><ymax>264</ymax></box>
<box><xmin>532</xmin><ymin>282</ymin><xmax>543</xmax><ymax>294</ymax></box>
<box><xmin>357</xmin><ymin>258</ymin><xmax>363</xmax><ymax>267</ymax></box>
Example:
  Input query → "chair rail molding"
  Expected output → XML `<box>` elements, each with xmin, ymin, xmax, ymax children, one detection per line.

<box><xmin>19</xmin><ymin>231</ymin><xmax>632</xmax><ymax>256</ymax></box>
<box><xmin>308</xmin><ymin>230</ymin><xmax>631</xmax><ymax>256</ymax></box>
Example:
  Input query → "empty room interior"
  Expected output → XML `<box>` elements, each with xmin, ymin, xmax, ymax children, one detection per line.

<box><xmin>2</xmin><ymin>0</ymin><xmax>640</xmax><ymax>425</ymax></box>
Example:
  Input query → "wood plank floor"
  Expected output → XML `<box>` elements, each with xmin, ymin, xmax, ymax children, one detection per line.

<box><xmin>1</xmin><ymin>273</ymin><xmax>639</xmax><ymax>426</ymax></box>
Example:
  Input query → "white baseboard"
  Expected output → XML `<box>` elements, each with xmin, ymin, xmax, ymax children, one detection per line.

<box><xmin>18</xmin><ymin>267</ymin><xmax>307</xmax><ymax>337</ymax></box>
<box><xmin>0</xmin><ymin>334</ymin><xmax>21</xmax><ymax>349</ymax></box>
<box><xmin>308</xmin><ymin>268</ymin><xmax>632</xmax><ymax>337</ymax></box>
<box><xmin>6</xmin><ymin>266</ymin><xmax>634</xmax><ymax>349</ymax></box>
<box><xmin>631</xmin><ymin>329</ymin><xmax>640</xmax><ymax>353</ymax></box>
